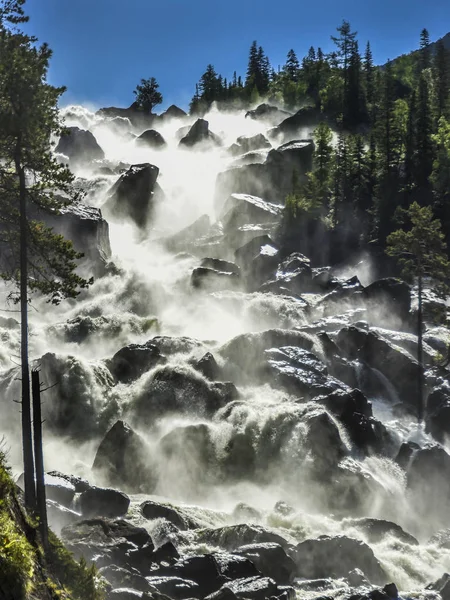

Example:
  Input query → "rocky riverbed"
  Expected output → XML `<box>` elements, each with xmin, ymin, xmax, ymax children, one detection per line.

<box><xmin>1</xmin><ymin>102</ymin><xmax>450</xmax><ymax>599</ymax></box>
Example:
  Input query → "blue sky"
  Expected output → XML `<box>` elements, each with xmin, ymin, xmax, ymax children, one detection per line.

<box><xmin>23</xmin><ymin>0</ymin><xmax>450</xmax><ymax>112</ymax></box>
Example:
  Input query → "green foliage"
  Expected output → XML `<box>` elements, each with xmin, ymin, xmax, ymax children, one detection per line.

<box><xmin>386</xmin><ymin>202</ymin><xmax>450</xmax><ymax>286</ymax></box>
<box><xmin>133</xmin><ymin>76</ymin><xmax>162</xmax><ymax>113</ymax></box>
<box><xmin>47</xmin><ymin>530</ymin><xmax>104</xmax><ymax>600</ymax></box>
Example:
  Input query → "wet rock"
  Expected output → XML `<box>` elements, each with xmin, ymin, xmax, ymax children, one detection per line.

<box><xmin>306</xmin><ymin>411</ymin><xmax>348</xmax><ymax>471</ymax></box>
<box><xmin>55</xmin><ymin>126</ymin><xmax>105</xmax><ymax>167</ymax></box>
<box><xmin>152</xmin><ymin>541</ymin><xmax>180</xmax><ymax>564</ymax></box>
<box><xmin>261</xmin><ymin>253</ymin><xmax>313</xmax><ymax>296</ymax></box>
<box><xmin>161</xmin><ymin>104</ymin><xmax>187</xmax><ymax>120</ymax></box>
<box><xmin>141</xmin><ymin>500</ymin><xmax>201</xmax><ymax>531</ymax></box>
<box><xmin>214</xmin><ymin>553</ymin><xmax>261</xmax><ymax>580</ymax></box>
<box><xmin>128</xmin><ymin>366</ymin><xmax>235</xmax><ymax>426</ymax></box>
<box><xmin>107</xmin><ymin>342</ymin><xmax>167</xmax><ymax>383</ymax></box>
<box><xmin>150</xmin><ymin>335</ymin><xmax>206</xmax><ymax>356</ymax></box>
<box><xmin>317</xmin><ymin>388</ymin><xmax>372</xmax><ymax>420</ymax></box>
<box><xmin>179</xmin><ymin>119</ymin><xmax>221</xmax><ymax>149</ymax></box>
<box><xmin>145</xmin><ymin>576</ymin><xmax>199</xmax><ymax>599</ymax></box>
<box><xmin>105</xmin><ymin>163</ymin><xmax>164</xmax><ymax>228</ymax></box>
<box><xmin>191</xmin><ymin>267</ymin><xmax>241</xmax><ymax>291</ymax></box>
<box><xmin>294</xmin><ymin>535</ymin><xmax>387</xmax><ymax>584</ymax></box>
<box><xmin>347</xmin><ymin>568</ymin><xmax>370</xmax><ymax>587</ymax></box>
<box><xmin>163</xmin><ymin>214</ymin><xmax>212</xmax><ymax>253</ymax></box>
<box><xmin>222</xmin><ymin>431</ymin><xmax>257</xmax><ymax>481</ymax></box>
<box><xmin>136</xmin><ymin>129</ymin><xmax>167</xmax><ymax>148</ymax></box>
<box><xmin>194</xmin><ymin>352</ymin><xmax>222</xmax><ymax>380</ymax></box>
<box><xmin>245</xmin><ymin>103</ymin><xmax>291</xmax><ymax>124</ymax></box>
<box><xmin>340</xmin><ymin>410</ymin><xmax>393</xmax><ymax>456</ymax></box>
<box><xmin>99</xmin><ymin>565</ymin><xmax>151</xmax><ymax>592</ymax></box>
<box><xmin>46</xmin><ymin>470</ymin><xmax>90</xmax><ymax>493</ymax></box>
<box><xmin>35</xmin><ymin>473</ymin><xmax>76</xmax><ymax>507</ymax></box>
<box><xmin>39</xmin><ymin>201</ymin><xmax>111</xmax><ymax>277</ymax></box>
<box><xmin>220</xmin><ymin>329</ymin><xmax>313</xmax><ymax>378</ymax></box>
<box><xmin>108</xmin><ymin>589</ymin><xmax>145</xmax><ymax>600</ymax></box>
<box><xmin>92</xmin><ymin>421</ymin><xmax>155</xmax><ymax>492</ymax></box>
<box><xmin>237</xmin><ymin>543</ymin><xmax>296</xmax><ymax>584</ymax></box>
<box><xmin>79</xmin><ymin>486</ymin><xmax>130</xmax><ymax>518</ymax></box>
<box><xmin>362</xmin><ymin>278</ymin><xmax>411</xmax><ymax>321</ymax></box>
<box><xmin>234</xmin><ymin>235</ymin><xmax>280</xmax><ymax>288</ymax></box>
<box><xmin>407</xmin><ymin>445</ymin><xmax>450</xmax><ymax>534</ymax></box>
<box><xmin>344</xmin><ymin>517</ymin><xmax>418</xmax><ymax>545</ymax></box>
<box><xmin>232</xmin><ymin>503</ymin><xmax>262</xmax><ymax>524</ymax></box>
<box><xmin>230</xmin><ymin>134</ymin><xmax>271</xmax><ymax>156</ymax></box>
<box><xmin>221</xmin><ymin>194</ymin><xmax>282</xmax><ymax>231</ymax></box>
<box><xmin>269</xmin><ymin>106</ymin><xmax>324</xmax><ymax>139</ymax></box>
<box><xmin>426</xmin><ymin>573</ymin><xmax>450</xmax><ymax>600</ymax></box>
<box><xmin>394</xmin><ymin>441</ymin><xmax>420</xmax><ymax>470</ymax></box>
<box><xmin>336</xmin><ymin>327</ymin><xmax>421</xmax><ymax>411</ymax></box>
<box><xmin>195</xmin><ymin>524</ymin><xmax>292</xmax><ymax>553</ymax></box>
<box><xmin>200</xmin><ymin>258</ymin><xmax>241</xmax><ymax>276</ymax></box>
<box><xmin>206</xmin><ymin>576</ymin><xmax>290</xmax><ymax>600</ymax></box>
<box><xmin>154</xmin><ymin>554</ymin><xmax>227</xmax><ymax>598</ymax></box>
<box><xmin>426</xmin><ymin>386</ymin><xmax>450</xmax><ymax>443</ymax></box>
<box><xmin>46</xmin><ymin>499</ymin><xmax>81</xmax><ymax>534</ymax></box>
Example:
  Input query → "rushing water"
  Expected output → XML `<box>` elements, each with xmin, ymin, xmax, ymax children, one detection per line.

<box><xmin>0</xmin><ymin>103</ymin><xmax>449</xmax><ymax>594</ymax></box>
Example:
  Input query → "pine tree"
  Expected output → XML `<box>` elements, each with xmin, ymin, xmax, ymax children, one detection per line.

<box><xmin>331</xmin><ymin>20</ymin><xmax>358</xmax><ymax>116</ymax></box>
<box><xmin>387</xmin><ymin>202</ymin><xmax>450</xmax><ymax>422</ymax></box>
<box><xmin>285</xmin><ymin>49</ymin><xmax>300</xmax><ymax>81</ymax></box>
<box><xmin>133</xmin><ymin>77</ymin><xmax>163</xmax><ymax>114</ymax></box>
<box><xmin>431</xmin><ymin>117</ymin><xmax>450</xmax><ymax>245</ymax></box>
<box><xmin>419</xmin><ymin>28</ymin><xmax>431</xmax><ymax>72</ymax></box>
<box><xmin>246</xmin><ymin>40</ymin><xmax>259</xmax><ymax>89</ymax></box>
<box><xmin>414</xmin><ymin>72</ymin><xmax>434</xmax><ymax>192</ymax></box>
<box><xmin>364</xmin><ymin>41</ymin><xmax>375</xmax><ymax>107</ymax></box>
<box><xmin>346</xmin><ymin>40</ymin><xmax>365</xmax><ymax>126</ymax></box>
<box><xmin>434</xmin><ymin>39</ymin><xmax>449</xmax><ymax>121</ymax></box>
<box><xmin>0</xmin><ymin>2</ymin><xmax>92</xmax><ymax>511</ymax></box>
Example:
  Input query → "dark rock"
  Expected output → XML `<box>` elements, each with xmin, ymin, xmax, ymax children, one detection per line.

<box><xmin>383</xmin><ymin>583</ymin><xmax>399</xmax><ymax>599</ymax></box>
<box><xmin>232</xmin><ymin>503</ymin><xmax>262</xmax><ymax>524</ymax></box>
<box><xmin>104</xmin><ymin>163</ymin><xmax>163</xmax><ymax>228</ymax></box>
<box><xmin>149</xmin><ymin>335</ymin><xmax>206</xmax><ymax>356</ymax></box>
<box><xmin>214</xmin><ymin>553</ymin><xmax>261</xmax><ymax>580</ymax></box>
<box><xmin>179</xmin><ymin>119</ymin><xmax>221</xmax><ymax>149</ymax></box>
<box><xmin>163</xmin><ymin>214</ymin><xmax>211</xmax><ymax>253</ymax></box>
<box><xmin>347</xmin><ymin>568</ymin><xmax>370</xmax><ymax>587</ymax></box>
<box><xmin>99</xmin><ymin>565</ymin><xmax>150</xmax><ymax>592</ymax></box>
<box><xmin>194</xmin><ymin>352</ymin><xmax>222</xmax><ymax>380</ymax></box>
<box><xmin>39</xmin><ymin>201</ymin><xmax>111</xmax><ymax>277</ymax></box>
<box><xmin>158</xmin><ymin>554</ymin><xmax>227</xmax><ymax>598</ymax></box>
<box><xmin>79</xmin><ymin>486</ymin><xmax>130</xmax><ymax>518</ymax></box>
<box><xmin>108</xmin><ymin>589</ymin><xmax>144</xmax><ymax>600</ymax></box>
<box><xmin>108</xmin><ymin>342</ymin><xmax>167</xmax><ymax>383</ymax></box>
<box><xmin>426</xmin><ymin>386</ymin><xmax>450</xmax><ymax>443</ymax></box>
<box><xmin>145</xmin><ymin>576</ymin><xmax>199</xmax><ymax>599</ymax></box>
<box><xmin>97</xmin><ymin>103</ymin><xmax>156</xmax><ymax>129</ymax></box>
<box><xmin>407</xmin><ymin>445</ymin><xmax>450</xmax><ymax>534</ymax></box>
<box><xmin>394</xmin><ymin>441</ymin><xmax>420</xmax><ymax>470</ymax></box>
<box><xmin>426</xmin><ymin>573</ymin><xmax>450</xmax><ymax>600</ymax></box>
<box><xmin>336</xmin><ymin>327</ymin><xmax>421</xmax><ymax>411</ymax></box>
<box><xmin>237</xmin><ymin>543</ymin><xmax>296</xmax><ymax>584</ymax></box>
<box><xmin>43</xmin><ymin>473</ymin><xmax>76</xmax><ymax>507</ymax></box>
<box><xmin>269</xmin><ymin>106</ymin><xmax>324</xmax><ymax>139</ymax></box>
<box><xmin>205</xmin><ymin>576</ymin><xmax>285</xmax><ymax>600</ymax></box>
<box><xmin>136</xmin><ymin>129</ymin><xmax>167</xmax><ymax>148</ymax></box>
<box><xmin>341</xmin><ymin>411</ymin><xmax>393</xmax><ymax>456</ymax></box>
<box><xmin>362</xmin><ymin>278</ymin><xmax>411</xmax><ymax>321</ymax></box>
<box><xmin>56</xmin><ymin>126</ymin><xmax>105</xmax><ymax>167</ymax></box>
<box><xmin>344</xmin><ymin>517</ymin><xmax>418</xmax><ymax>545</ymax></box>
<box><xmin>294</xmin><ymin>535</ymin><xmax>387</xmax><ymax>584</ymax></box>
<box><xmin>195</xmin><ymin>524</ymin><xmax>291</xmax><ymax>553</ymax></box>
<box><xmin>230</xmin><ymin>134</ymin><xmax>271</xmax><ymax>155</ymax></box>
<box><xmin>161</xmin><ymin>105</ymin><xmax>187</xmax><ymax>120</ymax></box>
<box><xmin>128</xmin><ymin>366</ymin><xmax>235</xmax><ymax>426</ymax></box>
<box><xmin>234</xmin><ymin>235</ymin><xmax>280</xmax><ymax>288</ymax></box>
<box><xmin>219</xmin><ymin>329</ymin><xmax>314</xmax><ymax>380</ymax></box>
<box><xmin>261</xmin><ymin>253</ymin><xmax>313</xmax><ymax>296</ymax></box>
<box><xmin>317</xmin><ymin>388</ymin><xmax>372</xmax><ymax>420</ymax></box>
<box><xmin>62</xmin><ymin>518</ymin><xmax>151</xmax><ymax>551</ymax></box>
<box><xmin>191</xmin><ymin>267</ymin><xmax>241</xmax><ymax>291</ymax></box>
<box><xmin>245</xmin><ymin>104</ymin><xmax>291</xmax><ymax>124</ymax></box>
<box><xmin>306</xmin><ymin>411</ymin><xmax>348</xmax><ymax>471</ymax></box>
<box><xmin>141</xmin><ymin>500</ymin><xmax>200</xmax><ymax>531</ymax></box>
<box><xmin>200</xmin><ymin>258</ymin><xmax>241</xmax><ymax>276</ymax></box>
<box><xmin>92</xmin><ymin>421</ymin><xmax>154</xmax><ymax>493</ymax></box>
<box><xmin>46</xmin><ymin>470</ymin><xmax>90</xmax><ymax>493</ymax></box>
<box><xmin>152</xmin><ymin>541</ymin><xmax>180</xmax><ymax>564</ymax></box>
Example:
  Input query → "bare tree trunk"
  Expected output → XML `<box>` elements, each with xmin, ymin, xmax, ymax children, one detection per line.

<box><xmin>17</xmin><ymin>156</ymin><xmax>36</xmax><ymax>510</ymax></box>
<box><xmin>417</xmin><ymin>272</ymin><xmax>424</xmax><ymax>424</ymax></box>
<box><xmin>32</xmin><ymin>370</ymin><xmax>48</xmax><ymax>550</ymax></box>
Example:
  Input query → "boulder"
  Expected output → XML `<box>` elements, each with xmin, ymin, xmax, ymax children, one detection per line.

<box><xmin>92</xmin><ymin>421</ymin><xmax>155</xmax><ymax>492</ymax></box>
<box><xmin>234</xmin><ymin>235</ymin><xmax>280</xmax><ymax>288</ymax></box>
<box><xmin>407</xmin><ymin>445</ymin><xmax>450</xmax><ymax>534</ymax></box>
<box><xmin>362</xmin><ymin>278</ymin><xmax>411</xmax><ymax>321</ymax></box>
<box><xmin>214</xmin><ymin>553</ymin><xmax>260</xmax><ymax>580</ymax></box>
<box><xmin>344</xmin><ymin>517</ymin><xmax>418</xmax><ymax>545</ymax></box>
<box><xmin>98</xmin><ymin>565</ymin><xmax>151</xmax><ymax>592</ymax></box>
<box><xmin>152</xmin><ymin>554</ymin><xmax>227</xmax><ymax>598</ymax></box>
<box><xmin>191</xmin><ymin>267</ymin><xmax>241</xmax><ymax>291</ymax></box>
<box><xmin>220</xmin><ymin>194</ymin><xmax>282</xmax><ymax>231</ymax></box>
<box><xmin>269</xmin><ymin>106</ymin><xmax>324</xmax><ymax>139</ymax></box>
<box><xmin>316</xmin><ymin>388</ymin><xmax>372</xmax><ymax>420</ymax></box>
<box><xmin>394</xmin><ymin>441</ymin><xmax>420</xmax><ymax>470</ymax></box>
<box><xmin>42</xmin><ymin>473</ymin><xmax>76</xmax><ymax>507</ymax></box>
<box><xmin>163</xmin><ymin>214</ymin><xmax>211</xmax><ymax>253</ymax></box>
<box><xmin>200</xmin><ymin>258</ymin><xmax>241</xmax><ymax>276</ymax></box>
<box><xmin>195</xmin><ymin>524</ymin><xmax>292</xmax><ymax>553</ymax></box>
<box><xmin>141</xmin><ymin>500</ymin><xmax>201</xmax><ymax>530</ymax></box>
<box><xmin>107</xmin><ymin>342</ymin><xmax>167</xmax><ymax>383</ymax></box>
<box><xmin>79</xmin><ymin>486</ymin><xmax>130</xmax><ymax>518</ymax></box>
<box><xmin>426</xmin><ymin>386</ymin><xmax>450</xmax><ymax>443</ymax></box>
<box><xmin>145</xmin><ymin>576</ymin><xmax>199</xmax><ymax>599</ymax></box>
<box><xmin>230</xmin><ymin>134</ymin><xmax>271</xmax><ymax>155</ymax></box>
<box><xmin>179</xmin><ymin>119</ymin><xmax>221</xmax><ymax>149</ymax></box>
<box><xmin>194</xmin><ymin>352</ymin><xmax>222</xmax><ymax>381</ymax></box>
<box><xmin>205</xmin><ymin>576</ymin><xmax>292</xmax><ymax>600</ymax></box>
<box><xmin>305</xmin><ymin>411</ymin><xmax>348</xmax><ymax>472</ymax></box>
<box><xmin>245</xmin><ymin>103</ymin><xmax>291</xmax><ymax>125</ymax></box>
<box><xmin>237</xmin><ymin>543</ymin><xmax>296</xmax><ymax>584</ymax></box>
<box><xmin>46</xmin><ymin>499</ymin><xmax>81</xmax><ymax>534</ymax></box>
<box><xmin>55</xmin><ymin>126</ymin><xmax>105</xmax><ymax>167</ymax></box>
<box><xmin>260</xmin><ymin>252</ymin><xmax>313</xmax><ymax>295</ymax></box>
<box><xmin>104</xmin><ymin>163</ymin><xmax>163</xmax><ymax>228</ymax></box>
<box><xmin>427</xmin><ymin>574</ymin><xmax>450</xmax><ymax>600</ymax></box>
<box><xmin>128</xmin><ymin>366</ymin><xmax>237</xmax><ymax>426</ymax></box>
<box><xmin>160</xmin><ymin>104</ymin><xmax>187</xmax><ymax>120</ymax></box>
<box><xmin>149</xmin><ymin>335</ymin><xmax>206</xmax><ymax>356</ymax></box>
<box><xmin>294</xmin><ymin>535</ymin><xmax>387</xmax><ymax>584</ymax></box>
<box><xmin>38</xmin><ymin>201</ymin><xmax>111</xmax><ymax>277</ymax></box>
<box><xmin>136</xmin><ymin>129</ymin><xmax>167</xmax><ymax>148</ymax></box>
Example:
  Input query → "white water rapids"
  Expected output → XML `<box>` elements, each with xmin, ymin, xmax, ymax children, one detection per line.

<box><xmin>0</xmin><ymin>103</ymin><xmax>449</xmax><ymax>595</ymax></box>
